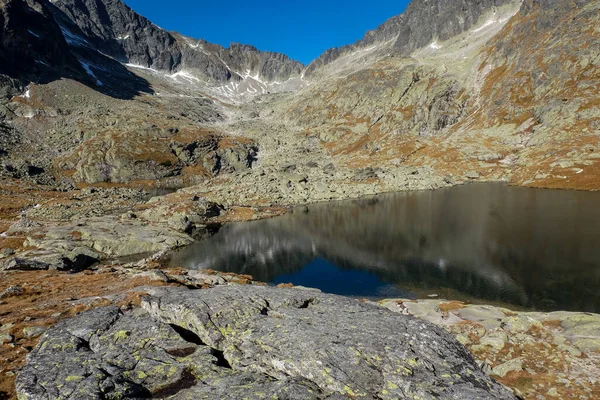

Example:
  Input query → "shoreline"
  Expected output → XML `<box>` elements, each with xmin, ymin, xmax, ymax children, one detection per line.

<box><xmin>1</xmin><ymin>265</ymin><xmax>599</xmax><ymax>399</ymax></box>
<box><xmin>1</xmin><ymin>178</ymin><xmax>600</xmax><ymax>398</ymax></box>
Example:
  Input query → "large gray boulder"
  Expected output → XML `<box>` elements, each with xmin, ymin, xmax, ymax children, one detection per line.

<box><xmin>17</xmin><ymin>286</ymin><xmax>516</xmax><ymax>399</ymax></box>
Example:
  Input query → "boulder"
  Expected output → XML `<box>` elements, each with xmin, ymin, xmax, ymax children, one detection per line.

<box><xmin>17</xmin><ymin>286</ymin><xmax>516</xmax><ymax>399</ymax></box>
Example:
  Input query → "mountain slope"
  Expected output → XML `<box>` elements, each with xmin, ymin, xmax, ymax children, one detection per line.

<box><xmin>0</xmin><ymin>0</ymin><xmax>599</xmax><ymax>199</ymax></box>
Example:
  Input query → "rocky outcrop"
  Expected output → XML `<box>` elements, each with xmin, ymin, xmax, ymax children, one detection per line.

<box><xmin>17</xmin><ymin>285</ymin><xmax>516</xmax><ymax>399</ymax></box>
<box><xmin>53</xmin><ymin>121</ymin><xmax>255</xmax><ymax>184</ymax></box>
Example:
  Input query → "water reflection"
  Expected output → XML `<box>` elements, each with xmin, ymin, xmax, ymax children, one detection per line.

<box><xmin>169</xmin><ymin>183</ymin><xmax>600</xmax><ymax>312</ymax></box>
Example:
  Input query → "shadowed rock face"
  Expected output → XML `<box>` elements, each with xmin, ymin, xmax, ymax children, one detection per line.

<box><xmin>0</xmin><ymin>0</ymin><xmax>82</xmax><ymax>78</ymax></box>
<box><xmin>50</xmin><ymin>0</ymin><xmax>183</xmax><ymax>72</ymax></box>
<box><xmin>17</xmin><ymin>286</ymin><xmax>516</xmax><ymax>399</ymax></box>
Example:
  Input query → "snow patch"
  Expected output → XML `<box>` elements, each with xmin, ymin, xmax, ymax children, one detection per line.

<box><xmin>35</xmin><ymin>59</ymin><xmax>50</xmax><ymax>66</ymax></box>
<box><xmin>79</xmin><ymin>60</ymin><xmax>104</xmax><ymax>86</ymax></box>
<box><xmin>60</xmin><ymin>27</ymin><xmax>90</xmax><ymax>47</ymax></box>
<box><xmin>0</xmin><ymin>232</ymin><xmax>7</xmax><ymax>238</ymax></box>
<box><xmin>471</xmin><ymin>16</ymin><xmax>511</xmax><ymax>34</ymax></box>
<box><xmin>27</xmin><ymin>30</ymin><xmax>40</xmax><ymax>38</ymax></box>
<box><xmin>169</xmin><ymin>71</ymin><xmax>201</xmax><ymax>83</ymax></box>
<box><xmin>126</xmin><ymin>63</ymin><xmax>159</xmax><ymax>73</ymax></box>
<box><xmin>428</xmin><ymin>41</ymin><xmax>441</xmax><ymax>50</ymax></box>
<box><xmin>116</xmin><ymin>35</ymin><xmax>131</xmax><ymax>40</ymax></box>
<box><xmin>187</xmin><ymin>41</ymin><xmax>212</xmax><ymax>57</ymax></box>
<box><xmin>471</xmin><ymin>19</ymin><xmax>496</xmax><ymax>34</ymax></box>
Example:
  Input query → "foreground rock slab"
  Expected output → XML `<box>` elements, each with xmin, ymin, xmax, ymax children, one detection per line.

<box><xmin>17</xmin><ymin>286</ymin><xmax>515</xmax><ymax>399</ymax></box>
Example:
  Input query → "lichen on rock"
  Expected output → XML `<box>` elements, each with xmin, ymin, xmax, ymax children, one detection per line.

<box><xmin>17</xmin><ymin>286</ymin><xmax>516</xmax><ymax>399</ymax></box>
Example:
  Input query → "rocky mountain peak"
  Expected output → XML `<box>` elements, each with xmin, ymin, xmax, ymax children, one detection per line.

<box><xmin>304</xmin><ymin>0</ymin><xmax>520</xmax><ymax>76</ymax></box>
<box><xmin>392</xmin><ymin>0</ymin><xmax>518</xmax><ymax>53</ymax></box>
<box><xmin>50</xmin><ymin>0</ymin><xmax>303</xmax><ymax>85</ymax></box>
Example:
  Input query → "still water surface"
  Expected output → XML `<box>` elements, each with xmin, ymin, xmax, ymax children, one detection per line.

<box><xmin>169</xmin><ymin>183</ymin><xmax>600</xmax><ymax>312</ymax></box>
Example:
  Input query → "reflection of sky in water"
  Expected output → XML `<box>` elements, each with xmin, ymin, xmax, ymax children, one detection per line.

<box><xmin>169</xmin><ymin>183</ymin><xmax>600</xmax><ymax>312</ymax></box>
<box><xmin>273</xmin><ymin>258</ymin><xmax>412</xmax><ymax>298</ymax></box>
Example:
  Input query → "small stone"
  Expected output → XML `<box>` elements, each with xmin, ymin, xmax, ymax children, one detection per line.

<box><xmin>547</xmin><ymin>387</ymin><xmax>559</xmax><ymax>397</ymax></box>
<box><xmin>491</xmin><ymin>358</ymin><xmax>523</xmax><ymax>378</ymax></box>
<box><xmin>187</xmin><ymin>270</ymin><xmax>226</xmax><ymax>285</ymax></box>
<box><xmin>504</xmin><ymin>316</ymin><xmax>541</xmax><ymax>332</ymax></box>
<box><xmin>141</xmin><ymin>269</ymin><xmax>169</xmax><ymax>282</ymax></box>
<box><xmin>0</xmin><ymin>333</ymin><xmax>14</xmax><ymax>344</ymax></box>
<box><xmin>2</xmin><ymin>258</ymin><xmax>49</xmax><ymax>271</ymax></box>
<box><xmin>480</xmin><ymin>331</ymin><xmax>508</xmax><ymax>351</ymax></box>
<box><xmin>22</xmin><ymin>326</ymin><xmax>47</xmax><ymax>338</ymax></box>
<box><xmin>0</xmin><ymin>248</ymin><xmax>15</xmax><ymax>257</ymax></box>
<box><xmin>477</xmin><ymin>359</ymin><xmax>493</xmax><ymax>375</ymax></box>
<box><xmin>0</xmin><ymin>285</ymin><xmax>24</xmax><ymax>299</ymax></box>
<box><xmin>455</xmin><ymin>334</ymin><xmax>470</xmax><ymax>345</ymax></box>
<box><xmin>465</xmin><ymin>170</ymin><xmax>480</xmax><ymax>179</ymax></box>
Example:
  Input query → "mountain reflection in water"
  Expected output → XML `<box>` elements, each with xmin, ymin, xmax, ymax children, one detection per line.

<box><xmin>169</xmin><ymin>183</ymin><xmax>600</xmax><ymax>312</ymax></box>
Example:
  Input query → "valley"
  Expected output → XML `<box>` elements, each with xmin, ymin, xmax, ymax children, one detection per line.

<box><xmin>0</xmin><ymin>0</ymin><xmax>599</xmax><ymax>398</ymax></box>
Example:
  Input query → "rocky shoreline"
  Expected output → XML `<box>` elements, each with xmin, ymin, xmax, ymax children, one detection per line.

<box><xmin>0</xmin><ymin>178</ymin><xmax>599</xmax><ymax>399</ymax></box>
<box><xmin>1</xmin><ymin>258</ymin><xmax>599</xmax><ymax>399</ymax></box>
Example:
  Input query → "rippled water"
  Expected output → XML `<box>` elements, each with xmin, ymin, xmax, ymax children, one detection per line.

<box><xmin>169</xmin><ymin>183</ymin><xmax>600</xmax><ymax>312</ymax></box>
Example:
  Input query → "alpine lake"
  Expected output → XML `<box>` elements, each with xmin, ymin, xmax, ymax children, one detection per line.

<box><xmin>169</xmin><ymin>183</ymin><xmax>600</xmax><ymax>313</ymax></box>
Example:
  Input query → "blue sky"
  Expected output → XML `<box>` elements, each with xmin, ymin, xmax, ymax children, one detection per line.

<box><xmin>123</xmin><ymin>0</ymin><xmax>410</xmax><ymax>65</ymax></box>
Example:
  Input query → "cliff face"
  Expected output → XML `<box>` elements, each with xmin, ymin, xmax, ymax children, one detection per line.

<box><xmin>0</xmin><ymin>0</ymin><xmax>81</xmax><ymax>77</ymax></box>
<box><xmin>50</xmin><ymin>0</ymin><xmax>183</xmax><ymax>71</ymax></box>
<box><xmin>257</xmin><ymin>0</ymin><xmax>600</xmax><ymax>197</ymax></box>
<box><xmin>392</xmin><ymin>0</ymin><xmax>515</xmax><ymax>52</ymax></box>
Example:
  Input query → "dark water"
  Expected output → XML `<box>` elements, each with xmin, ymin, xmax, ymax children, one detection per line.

<box><xmin>169</xmin><ymin>183</ymin><xmax>600</xmax><ymax>312</ymax></box>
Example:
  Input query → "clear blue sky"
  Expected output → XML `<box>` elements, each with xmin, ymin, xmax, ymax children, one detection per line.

<box><xmin>123</xmin><ymin>0</ymin><xmax>410</xmax><ymax>65</ymax></box>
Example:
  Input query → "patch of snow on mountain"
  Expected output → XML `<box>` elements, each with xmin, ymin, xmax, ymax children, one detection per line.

<box><xmin>170</xmin><ymin>71</ymin><xmax>201</xmax><ymax>83</ymax></box>
<box><xmin>79</xmin><ymin>60</ymin><xmax>104</xmax><ymax>86</ymax></box>
<box><xmin>429</xmin><ymin>41</ymin><xmax>441</xmax><ymax>50</ymax></box>
<box><xmin>60</xmin><ymin>27</ymin><xmax>90</xmax><ymax>47</ymax></box>
<box><xmin>125</xmin><ymin>63</ymin><xmax>160</xmax><ymax>73</ymax></box>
